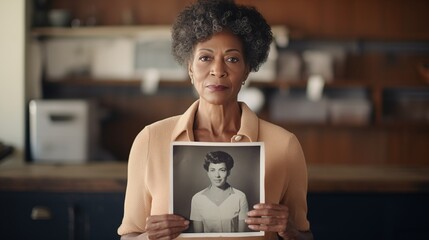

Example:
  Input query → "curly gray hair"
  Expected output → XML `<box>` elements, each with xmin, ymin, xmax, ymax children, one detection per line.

<box><xmin>171</xmin><ymin>0</ymin><xmax>273</xmax><ymax>72</ymax></box>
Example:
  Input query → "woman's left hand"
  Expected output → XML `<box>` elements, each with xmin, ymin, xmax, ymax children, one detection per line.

<box><xmin>245</xmin><ymin>203</ymin><xmax>290</xmax><ymax>237</ymax></box>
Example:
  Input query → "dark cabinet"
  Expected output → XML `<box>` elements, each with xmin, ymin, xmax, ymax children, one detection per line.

<box><xmin>307</xmin><ymin>192</ymin><xmax>429</xmax><ymax>240</ymax></box>
<box><xmin>0</xmin><ymin>191</ymin><xmax>124</xmax><ymax>240</ymax></box>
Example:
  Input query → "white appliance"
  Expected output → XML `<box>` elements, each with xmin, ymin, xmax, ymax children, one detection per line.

<box><xmin>29</xmin><ymin>100</ymin><xmax>90</xmax><ymax>163</ymax></box>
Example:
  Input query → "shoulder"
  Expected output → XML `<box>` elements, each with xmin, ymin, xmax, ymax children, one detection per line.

<box><xmin>135</xmin><ymin>116</ymin><xmax>180</xmax><ymax>139</ymax></box>
<box><xmin>258</xmin><ymin>118</ymin><xmax>296</xmax><ymax>141</ymax></box>
<box><xmin>146</xmin><ymin>115</ymin><xmax>181</xmax><ymax>132</ymax></box>
<box><xmin>191</xmin><ymin>189</ymin><xmax>207</xmax><ymax>201</ymax></box>
<box><xmin>258</xmin><ymin>119</ymin><xmax>303</xmax><ymax>160</ymax></box>
<box><xmin>129</xmin><ymin>115</ymin><xmax>181</xmax><ymax>155</ymax></box>
<box><xmin>232</xmin><ymin>187</ymin><xmax>247</xmax><ymax>198</ymax></box>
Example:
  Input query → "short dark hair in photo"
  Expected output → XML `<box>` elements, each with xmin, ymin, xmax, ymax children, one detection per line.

<box><xmin>203</xmin><ymin>151</ymin><xmax>234</xmax><ymax>171</ymax></box>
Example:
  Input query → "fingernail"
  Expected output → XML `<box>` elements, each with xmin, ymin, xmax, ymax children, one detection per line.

<box><xmin>184</xmin><ymin>220</ymin><xmax>190</xmax><ymax>225</ymax></box>
<box><xmin>248</xmin><ymin>225</ymin><xmax>256</xmax><ymax>230</ymax></box>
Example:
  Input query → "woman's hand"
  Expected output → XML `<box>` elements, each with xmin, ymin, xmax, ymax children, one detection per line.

<box><xmin>245</xmin><ymin>203</ymin><xmax>294</xmax><ymax>238</ymax></box>
<box><xmin>145</xmin><ymin>214</ymin><xmax>189</xmax><ymax>240</ymax></box>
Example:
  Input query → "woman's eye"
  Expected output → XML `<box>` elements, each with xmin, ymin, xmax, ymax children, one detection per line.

<box><xmin>226</xmin><ymin>57</ymin><xmax>239</xmax><ymax>63</ymax></box>
<box><xmin>199</xmin><ymin>56</ymin><xmax>211</xmax><ymax>62</ymax></box>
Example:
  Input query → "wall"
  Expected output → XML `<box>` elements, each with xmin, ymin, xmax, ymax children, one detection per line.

<box><xmin>0</xmin><ymin>0</ymin><xmax>25</xmax><ymax>161</ymax></box>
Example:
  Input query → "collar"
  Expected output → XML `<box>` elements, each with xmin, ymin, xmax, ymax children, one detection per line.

<box><xmin>203</xmin><ymin>185</ymin><xmax>235</xmax><ymax>195</ymax></box>
<box><xmin>171</xmin><ymin>100</ymin><xmax>259</xmax><ymax>142</ymax></box>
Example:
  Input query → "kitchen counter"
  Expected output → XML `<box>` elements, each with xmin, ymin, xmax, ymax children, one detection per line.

<box><xmin>1</xmin><ymin>158</ymin><xmax>429</xmax><ymax>193</ymax></box>
<box><xmin>307</xmin><ymin>164</ymin><xmax>429</xmax><ymax>193</ymax></box>
<box><xmin>0</xmin><ymin>159</ymin><xmax>127</xmax><ymax>192</ymax></box>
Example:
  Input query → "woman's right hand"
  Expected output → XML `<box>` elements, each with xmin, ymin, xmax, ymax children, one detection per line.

<box><xmin>145</xmin><ymin>214</ymin><xmax>189</xmax><ymax>240</ymax></box>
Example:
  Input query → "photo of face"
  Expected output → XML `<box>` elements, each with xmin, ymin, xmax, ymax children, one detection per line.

<box><xmin>207</xmin><ymin>162</ymin><xmax>229</xmax><ymax>188</ymax></box>
<box><xmin>172</xmin><ymin>142</ymin><xmax>264</xmax><ymax>237</ymax></box>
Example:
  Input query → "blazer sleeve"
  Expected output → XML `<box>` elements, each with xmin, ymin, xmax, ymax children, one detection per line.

<box><xmin>283</xmin><ymin>133</ymin><xmax>310</xmax><ymax>231</ymax></box>
<box><xmin>118</xmin><ymin>127</ymin><xmax>152</xmax><ymax>236</ymax></box>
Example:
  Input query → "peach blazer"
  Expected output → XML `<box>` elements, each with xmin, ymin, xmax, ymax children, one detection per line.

<box><xmin>118</xmin><ymin>100</ymin><xmax>310</xmax><ymax>240</ymax></box>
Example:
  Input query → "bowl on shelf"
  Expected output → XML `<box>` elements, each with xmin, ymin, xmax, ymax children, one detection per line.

<box><xmin>48</xmin><ymin>9</ymin><xmax>71</xmax><ymax>27</ymax></box>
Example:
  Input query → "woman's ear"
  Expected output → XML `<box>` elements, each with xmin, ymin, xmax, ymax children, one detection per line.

<box><xmin>188</xmin><ymin>61</ymin><xmax>193</xmax><ymax>75</ymax></box>
<box><xmin>188</xmin><ymin>63</ymin><xmax>194</xmax><ymax>84</ymax></box>
<box><xmin>245</xmin><ymin>65</ymin><xmax>251</xmax><ymax>79</ymax></box>
<box><xmin>244</xmin><ymin>71</ymin><xmax>250</xmax><ymax>81</ymax></box>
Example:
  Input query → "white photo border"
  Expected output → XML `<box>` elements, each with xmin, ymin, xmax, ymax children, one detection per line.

<box><xmin>170</xmin><ymin>141</ymin><xmax>265</xmax><ymax>238</ymax></box>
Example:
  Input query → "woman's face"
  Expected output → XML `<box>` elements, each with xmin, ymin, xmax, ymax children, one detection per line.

<box><xmin>188</xmin><ymin>30</ymin><xmax>249</xmax><ymax>106</ymax></box>
<box><xmin>207</xmin><ymin>162</ymin><xmax>229</xmax><ymax>188</ymax></box>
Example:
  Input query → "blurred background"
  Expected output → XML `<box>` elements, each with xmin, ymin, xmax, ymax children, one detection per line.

<box><xmin>0</xmin><ymin>0</ymin><xmax>428</xmax><ymax>239</ymax></box>
<box><xmin>19</xmin><ymin>0</ymin><xmax>429</xmax><ymax>164</ymax></box>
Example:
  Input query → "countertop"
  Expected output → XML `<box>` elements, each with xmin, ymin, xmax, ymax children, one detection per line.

<box><xmin>307</xmin><ymin>164</ymin><xmax>429</xmax><ymax>193</ymax></box>
<box><xmin>0</xmin><ymin>159</ymin><xmax>127</xmax><ymax>192</ymax></box>
<box><xmin>1</xmin><ymin>158</ymin><xmax>429</xmax><ymax>193</ymax></box>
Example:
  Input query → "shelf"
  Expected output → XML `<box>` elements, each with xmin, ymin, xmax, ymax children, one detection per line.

<box><xmin>250</xmin><ymin>79</ymin><xmax>371</xmax><ymax>89</ymax></box>
<box><xmin>43</xmin><ymin>77</ymin><xmax>429</xmax><ymax>90</ymax></box>
<box><xmin>43</xmin><ymin>78</ymin><xmax>429</xmax><ymax>128</ymax></box>
<box><xmin>377</xmin><ymin>120</ymin><xmax>429</xmax><ymax>129</ymax></box>
<box><xmin>31</xmin><ymin>25</ymin><xmax>172</xmax><ymax>38</ymax></box>
<box><xmin>270</xmin><ymin>121</ymin><xmax>373</xmax><ymax>129</ymax></box>
<box><xmin>44</xmin><ymin>78</ymin><xmax>191</xmax><ymax>87</ymax></box>
<box><xmin>41</xmin><ymin>78</ymin><xmax>371</xmax><ymax>89</ymax></box>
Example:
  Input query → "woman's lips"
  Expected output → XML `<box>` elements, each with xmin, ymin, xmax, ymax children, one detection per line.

<box><xmin>207</xmin><ymin>85</ymin><xmax>228</xmax><ymax>91</ymax></box>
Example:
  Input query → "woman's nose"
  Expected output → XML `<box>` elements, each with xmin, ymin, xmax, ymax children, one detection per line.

<box><xmin>210</xmin><ymin>60</ymin><xmax>227</xmax><ymax>78</ymax></box>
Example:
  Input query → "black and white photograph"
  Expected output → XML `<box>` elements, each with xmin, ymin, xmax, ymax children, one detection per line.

<box><xmin>170</xmin><ymin>142</ymin><xmax>265</xmax><ymax>238</ymax></box>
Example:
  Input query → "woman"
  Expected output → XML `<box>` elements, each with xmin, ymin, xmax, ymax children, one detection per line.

<box><xmin>118</xmin><ymin>0</ymin><xmax>312</xmax><ymax>239</ymax></box>
<box><xmin>190</xmin><ymin>151</ymin><xmax>249</xmax><ymax>233</ymax></box>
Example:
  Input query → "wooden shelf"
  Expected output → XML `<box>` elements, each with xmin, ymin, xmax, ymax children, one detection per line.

<box><xmin>44</xmin><ymin>78</ymin><xmax>190</xmax><ymax>87</ymax></box>
<box><xmin>250</xmin><ymin>79</ymin><xmax>371</xmax><ymax>89</ymax></box>
<box><xmin>44</xmin><ymin>77</ymin><xmax>429</xmax><ymax>90</ymax></box>
<box><xmin>42</xmin><ymin>78</ymin><xmax>369</xmax><ymax>89</ymax></box>
<box><xmin>273</xmin><ymin>121</ymin><xmax>429</xmax><ymax>130</ymax></box>
<box><xmin>31</xmin><ymin>25</ymin><xmax>172</xmax><ymax>38</ymax></box>
<box><xmin>43</xmin><ymin>78</ymin><xmax>429</xmax><ymax>129</ymax></box>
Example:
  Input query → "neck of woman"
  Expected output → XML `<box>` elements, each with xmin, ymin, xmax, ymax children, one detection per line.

<box><xmin>194</xmin><ymin>101</ymin><xmax>241</xmax><ymax>142</ymax></box>
<box><xmin>207</xmin><ymin>183</ymin><xmax>231</xmax><ymax>205</ymax></box>
<box><xmin>210</xmin><ymin>183</ymin><xmax>230</xmax><ymax>192</ymax></box>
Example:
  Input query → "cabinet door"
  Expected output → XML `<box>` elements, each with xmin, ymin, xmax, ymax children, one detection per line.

<box><xmin>0</xmin><ymin>191</ymin><xmax>125</xmax><ymax>240</ymax></box>
<box><xmin>70</xmin><ymin>192</ymin><xmax>125</xmax><ymax>240</ymax></box>
<box><xmin>307</xmin><ymin>193</ymin><xmax>429</xmax><ymax>240</ymax></box>
<box><xmin>0</xmin><ymin>191</ymin><xmax>72</xmax><ymax>240</ymax></box>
